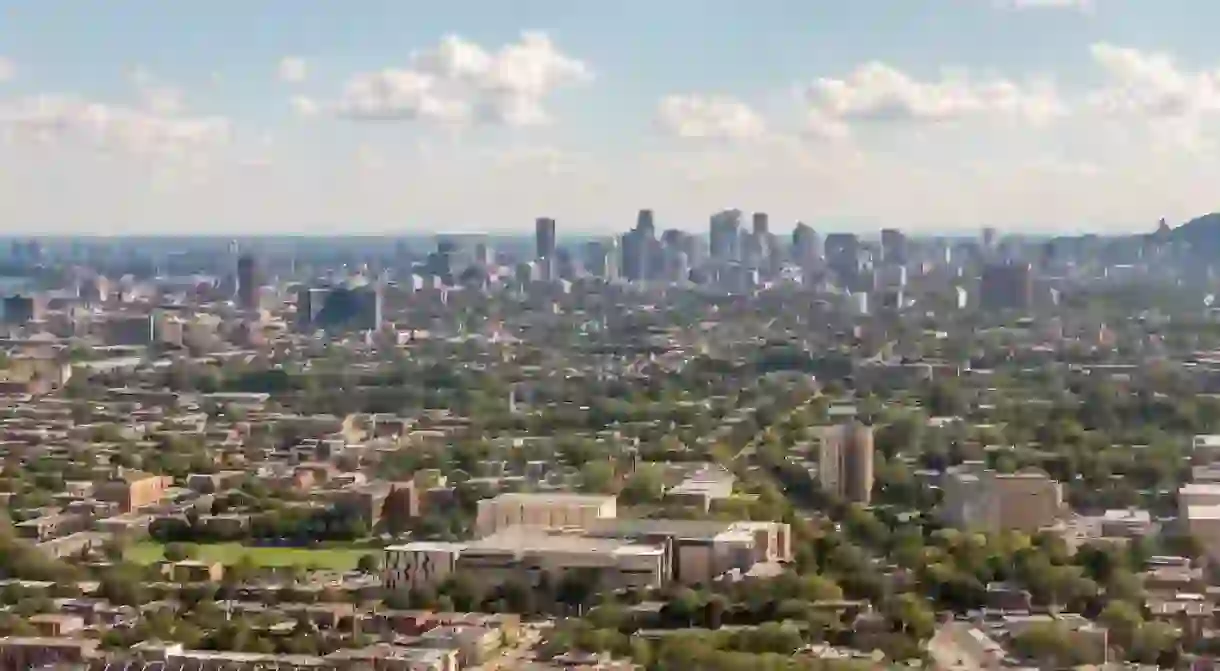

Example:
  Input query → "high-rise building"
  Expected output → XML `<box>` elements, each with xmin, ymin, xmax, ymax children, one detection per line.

<box><xmin>236</xmin><ymin>253</ymin><xmax>259</xmax><ymax>311</ymax></box>
<box><xmin>2</xmin><ymin>294</ymin><xmax>40</xmax><ymax>325</ymax></box>
<box><xmin>752</xmin><ymin>212</ymin><xmax>769</xmax><ymax>237</ymax></box>
<box><xmin>792</xmin><ymin>222</ymin><xmax>819</xmax><ymax>267</ymax></box>
<box><xmin>819</xmin><ymin>420</ymin><xmax>874</xmax><ymax>504</ymax></box>
<box><xmin>620</xmin><ymin>231</ymin><xmax>643</xmax><ymax>282</ymax></box>
<box><xmin>980</xmin><ymin>262</ymin><xmax>1033</xmax><ymax>311</ymax></box>
<box><xmin>880</xmin><ymin>228</ymin><xmax>907</xmax><ymax>266</ymax></box>
<box><xmin>636</xmin><ymin>209</ymin><xmax>656</xmax><ymax>240</ymax></box>
<box><xmin>981</xmin><ymin>227</ymin><xmax>998</xmax><ymax>251</ymax></box>
<box><xmin>824</xmin><ymin>233</ymin><xmax>861</xmax><ymax>287</ymax></box>
<box><xmin>582</xmin><ymin>240</ymin><xmax>612</xmax><ymax>279</ymax></box>
<box><xmin>709</xmin><ymin>210</ymin><xmax>742</xmax><ymax>262</ymax></box>
<box><xmin>535</xmin><ymin>217</ymin><xmax>557</xmax><ymax>264</ymax></box>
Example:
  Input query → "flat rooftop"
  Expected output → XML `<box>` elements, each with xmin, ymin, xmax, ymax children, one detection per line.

<box><xmin>482</xmin><ymin>492</ymin><xmax>616</xmax><ymax>505</ymax></box>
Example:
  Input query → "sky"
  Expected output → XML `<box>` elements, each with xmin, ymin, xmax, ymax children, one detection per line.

<box><xmin>1</xmin><ymin>0</ymin><xmax>1219</xmax><ymax>235</ymax></box>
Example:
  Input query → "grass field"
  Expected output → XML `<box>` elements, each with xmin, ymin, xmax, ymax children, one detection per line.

<box><xmin>125</xmin><ymin>541</ymin><xmax>374</xmax><ymax>570</ymax></box>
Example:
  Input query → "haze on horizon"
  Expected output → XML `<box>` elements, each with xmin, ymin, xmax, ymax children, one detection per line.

<box><xmin>0</xmin><ymin>0</ymin><xmax>1218</xmax><ymax>236</ymax></box>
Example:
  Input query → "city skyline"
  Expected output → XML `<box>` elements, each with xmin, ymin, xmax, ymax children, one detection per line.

<box><xmin>2</xmin><ymin>0</ymin><xmax>1220</xmax><ymax>234</ymax></box>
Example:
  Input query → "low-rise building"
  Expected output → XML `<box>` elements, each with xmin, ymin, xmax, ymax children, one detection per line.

<box><xmin>475</xmin><ymin>492</ymin><xmax>617</xmax><ymax>538</ymax></box>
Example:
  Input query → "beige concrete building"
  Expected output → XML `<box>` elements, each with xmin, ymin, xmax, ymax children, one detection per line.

<box><xmin>474</xmin><ymin>492</ymin><xmax>616</xmax><ymax>538</ymax></box>
<box><xmin>1181</xmin><ymin>483</ymin><xmax>1220</xmax><ymax>565</ymax></box>
<box><xmin>942</xmin><ymin>466</ymin><xmax>1064</xmax><ymax>533</ymax></box>
<box><xmin>383</xmin><ymin>529</ymin><xmax>665</xmax><ymax>594</ymax></box>
<box><xmin>819</xmin><ymin>421</ymin><xmax>874</xmax><ymax>504</ymax></box>
<box><xmin>384</xmin><ymin>516</ymin><xmax>792</xmax><ymax>594</ymax></box>
<box><xmin>383</xmin><ymin>541</ymin><xmax>465</xmax><ymax>592</ymax></box>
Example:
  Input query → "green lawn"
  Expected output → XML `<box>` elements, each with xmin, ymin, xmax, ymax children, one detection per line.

<box><xmin>125</xmin><ymin>541</ymin><xmax>374</xmax><ymax>571</ymax></box>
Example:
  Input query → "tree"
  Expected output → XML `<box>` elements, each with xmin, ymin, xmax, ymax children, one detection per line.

<box><xmin>620</xmin><ymin>465</ymin><xmax>665</xmax><ymax>505</ymax></box>
<box><xmin>887</xmin><ymin>593</ymin><xmax>935</xmax><ymax>640</ymax></box>
<box><xmin>556</xmin><ymin>569</ymin><xmax>599</xmax><ymax>612</ymax></box>
<box><xmin>356</xmin><ymin>553</ymin><xmax>381</xmax><ymax>574</ymax></box>
<box><xmin>440</xmin><ymin>573</ymin><xmax>482</xmax><ymax>612</ymax></box>
<box><xmin>163</xmin><ymin>542</ymin><xmax>195</xmax><ymax>562</ymax></box>
<box><xmin>1098</xmin><ymin>600</ymin><xmax>1143</xmax><ymax>652</ymax></box>
<box><xmin>1131</xmin><ymin>621</ymin><xmax>1180</xmax><ymax>666</ymax></box>
<box><xmin>579</xmin><ymin>461</ymin><xmax>617</xmax><ymax>494</ymax></box>
<box><xmin>99</xmin><ymin>571</ymin><xmax>147</xmax><ymax>607</ymax></box>
<box><xmin>663</xmin><ymin>587</ymin><xmax>703</xmax><ymax>627</ymax></box>
<box><xmin>1011</xmin><ymin>622</ymin><xmax>1078</xmax><ymax>667</ymax></box>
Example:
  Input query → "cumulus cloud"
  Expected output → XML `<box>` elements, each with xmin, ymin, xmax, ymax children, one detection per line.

<box><xmin>0</xmin><ymin>58</ymin><xmax>14</xmax><ymax>83</ymax></box>
<box><xmin>278</xmin><ymin>57</ymin><xmax>308</xmax><ymax>84</ymax></box>
<box><xmin>804</xmin><ymin>61</ymin><xmax>1065</xmax><ymax>128</ymax></box>
<box><xmin>1088</xmin><ymin>43</ymin><xmax>1220</xmax><ymax>117</ymax></box>
<box><xmin>326</xmin><ymin>31</ymin><xmax>590</xmax><ymax>127</ymax></box>
<box><xmin>656</xmin><ymin>95</ymin><xmax>768</xmax><ymax>140</ymax></box>
<box><xmin>0</xmin><ymin>94</ymin><xmax>229</xmax><ymax>157</ymax></box>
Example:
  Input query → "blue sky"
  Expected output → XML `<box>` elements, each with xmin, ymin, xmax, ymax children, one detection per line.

<box><xmin>1</xmin><ymin>0</ymin><xmax>1218</xmax><ymax>234</ymax></box>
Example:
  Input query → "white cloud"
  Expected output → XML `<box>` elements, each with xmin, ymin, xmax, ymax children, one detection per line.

<box><xmin>804</xmin><ymin>61</ymin><xmax>1065</xmax><ymax>127</ymax></box>
<box><xmin>656</xmin><ymin>95</ymin><xmax>768</xmax><ymax>140</ymax></box>
<box><xmin>1088</xmin><ymin>43</ymin><xmax>1220</xmax><ymax>117</ymax></box>
<box><xmin>0</xmin><ymin>58</ymin><xmax>14</xmax><ymax>83</ymax></box>
<box><xmin>0</xmin><ymin>94</ymin><xmax>229</xmax><ymax>157</ymax></box>
<box><xmin>278</xmin><ymin>57</ymin><xmax>308</xmax><ymax>84</ymax></box>
<box><xmin>328</xmin><ymin>31</ymin><xmax>591</xmax><ymax>127</ymax></box>
<box><xmin>290</xmin><ymin>95</ymin><xmax>320</xmax><ymax>118</ymax></box>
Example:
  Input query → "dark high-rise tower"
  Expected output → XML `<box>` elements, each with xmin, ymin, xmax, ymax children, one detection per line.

<box><xmin>980</xmin><ymin>262</ymin><xmax>1034</xmax><ymax>311</ymax></box>
<box><xmin>535</xmin><ymin>217</ymin><xmax>557</xmax><ymax>280</ymax></box>
<box><xmin>709</xmin><ymin>209</ymin><xmax>742</xmax><ymax>262</ymax></box>
<box><xmin>752</xmin><ymin>212</ymin><xmax>769</xmax><ymax>237</ymax></box>
<box><xmin>535</xmin><ymin>217</ymin><xmax>557</xmax><ymax>261</ymax></box>
<box><xmin>236</xmin><ymin>253</ymin><xmax>259</xmax><ymax>311</ymax></box>
<box><xmin>636</xmin><ymin>209</ymin><xmax>656</xmax><ymax>240</ymax></box>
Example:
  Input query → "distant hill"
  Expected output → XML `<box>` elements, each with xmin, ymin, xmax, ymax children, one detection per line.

<box><xmin>1168</xmin><ymin>212</ymin><xmax>1220</xmax><ymax>255</ymax></box>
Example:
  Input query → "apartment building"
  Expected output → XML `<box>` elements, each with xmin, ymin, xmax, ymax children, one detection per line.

<box><xmin>819</xmin><ymin>420</ymin><xmax>874</xmax><ymax>504</ymax></box>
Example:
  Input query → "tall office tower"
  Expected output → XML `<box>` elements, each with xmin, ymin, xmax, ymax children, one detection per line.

<box><xmin>880</xmin><ymin>228</ymin><xmax>908</xmax><ymax>266</ymax></box>
<box><xmin>556</xmin><ymin>247</ymin><xmax>578</xmax><ymax>281</ymax></box>
<box><xmin>474</xmin><ymin>242</ymin><xmax>494</xmax><ymax>268</ymax></box>
<box><xmin>236</xmin><ymin>253</ymin><xmax>259</xmax><ymax>311</ymax></box>
<box><xmin>583</xmin><ymin>240</ymin><xmax>610</xmax><ymax>279</ymax></box>
<box><xmin>709</xmin><ymin>209</ymin><xmax>743</xmax><ymax>262</ymax></box>
<box><xmin>535</xmin><ymin>216</ymin><xmax>557</xmax><ymax>273</ymax></box>
<box><xmin>980</xmin><ymin>262</ymin><xmax>1034</xmax><ymax>311</ymax></box>
<box><xmin>824</xmin><ymin>232</ymin><xmax>861</xmax><ymax>286</ymax></box>
<box><xmin>666</xmin><ymin>249</ymin><xmax>690</xmax><ymax>283</ymax></box>
<box><xmin>752</xmin><ymin>212</ymin><xmax>770</xmax><ymax>237</ymax></box>
<box><xmin>636</xmin><ymin>209</ymin><xmax>656</xmax><ymax>240</ymax></box>
<box><xmin>820</xmin><ymin>420</ymin><xmax>875</xmax><ymax>504</ymax></box>
<box><xmin>535</xmin><ymin>217</ymin><xmax>557</xmax><ymax>259</ymax></box>
<box><xmin>792</xmin><ymin>222</ymin><xmax>817</xmax><ymax>267</ymax></box>
<box><xmin>660</xmin><ymin>228</ymin><xmax>686</xmax><ymax>251</ymax></box>
<box><xmin>981</xmin><ymin>227</ymin><xmax>998</xmax><ymax>251</ymax></box>
<box><xmin>620</xmin><ymin>231</ymin><xmax>643</xmax><ymax>282</ymax></box>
